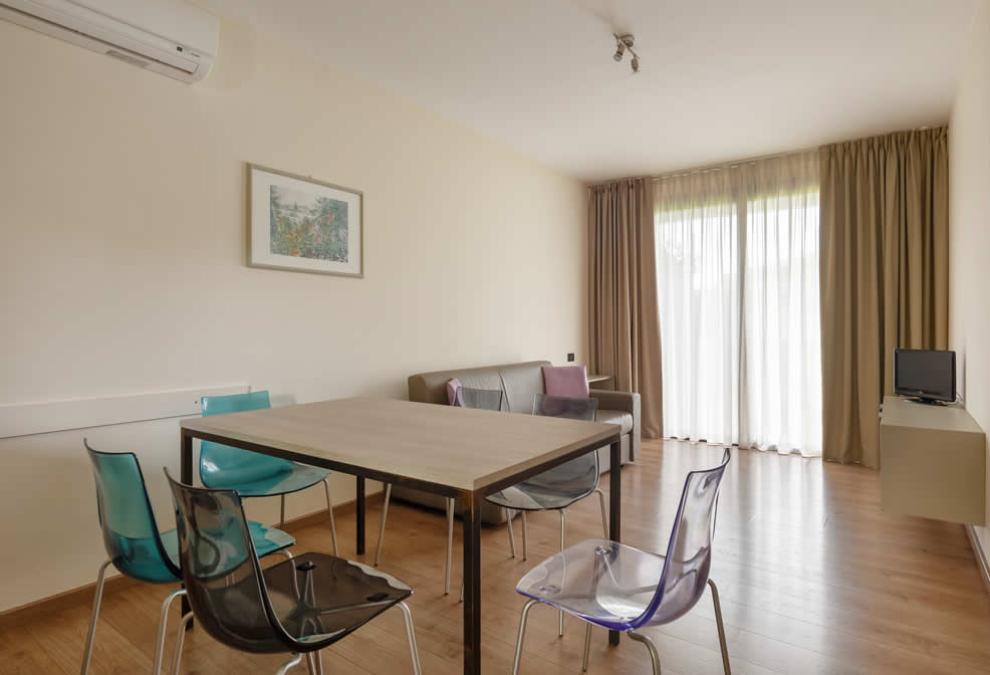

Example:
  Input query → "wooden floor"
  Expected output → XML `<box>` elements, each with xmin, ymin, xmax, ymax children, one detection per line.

<box><xmin>4</xmin><ymin>439</ymin><xmax>990</xmax><ymax>674</ymax></box>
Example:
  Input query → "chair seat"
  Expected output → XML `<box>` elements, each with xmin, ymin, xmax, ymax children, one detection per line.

<box><xmin>203</xmin><ymin>463</ymin><xmax>330</xmax><ymax>498</ymax></box>
<box><xmin>486</xmin><ymin>482</ymin><xmax>590</xmax><ymax>511</ymax></box>
<box><xmin>516</xmin><ymin>538</ymin><xmax>667</xmax><ymax>631</ymax></box>
<box><xmin>160</xmin><ymin>520</ymin><xmax>295</xmax><ymax>568</ymax></box>
<box><xmin>259</xmin><ymin>553</ymin><xmax>413</xmax><ymax>651</ymax></box>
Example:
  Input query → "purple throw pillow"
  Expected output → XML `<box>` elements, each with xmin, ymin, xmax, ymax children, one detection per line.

<box><xmin>542</xmin><ymin>365</ymin><xmax>590</xmax><ymax>398</ymax></box>
<box><xmin>446</xmin><ymin>378</ymin><xmax>464</xmax><ymax>406</ymax></box>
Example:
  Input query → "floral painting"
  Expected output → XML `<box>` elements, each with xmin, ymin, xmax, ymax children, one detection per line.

<box><xmin>269</xmin><ymin>185</ymin><xmax>349</xmax><ymax>261</ymax></box>
<box><xmin>249</xmin><ymin>165</ymin><xmax>363</xmax><ymax>277</ymax></box>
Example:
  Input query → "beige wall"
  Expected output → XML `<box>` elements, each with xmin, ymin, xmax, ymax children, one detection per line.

<box><xmin>949</xmin><ymin>1</ymin><xmax>990</xmax><ymax>567</ymax></box>
<box><xmin>0</xmin><ymin>17</ymin><xmax>586</xmax><ymax>612</ymax></box>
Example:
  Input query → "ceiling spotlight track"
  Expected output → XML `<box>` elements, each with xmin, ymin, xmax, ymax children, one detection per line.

<box><xmin>613</xmin><ymin>33</ymin><xmax>640</xmax><ymax>73</ymax></box>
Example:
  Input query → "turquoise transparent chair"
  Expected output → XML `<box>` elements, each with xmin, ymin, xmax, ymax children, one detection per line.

<box><xmin>511</xmin><ymin>449</ymin><xmax>733</xmax><ymax>675</ymax></box>
<box><xmin>200</xmin><ymin>391</ymin><xmax>338</xmax><ymax>555</ymax></box>
<box><xmin>82</xmin><ymin>440</ymin><xmax>295</xmax><ymax>675</ymax></box>
<box><xmin>165</xmin><ymin>471</ymin><xmax>422</xmax><ymax>675</ymax></box>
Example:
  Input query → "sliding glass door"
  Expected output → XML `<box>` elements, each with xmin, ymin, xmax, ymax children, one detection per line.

<box><xmin>655</xmin><ymin>153</ymin><xmax>822</xmax><ymax>456</ymax></box>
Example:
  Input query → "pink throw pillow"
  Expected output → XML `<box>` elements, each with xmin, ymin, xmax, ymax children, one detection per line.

<box><xmin>542</xmin><ymin>365</ymin><xmax>590</xmax><ymax>398</ymax></box>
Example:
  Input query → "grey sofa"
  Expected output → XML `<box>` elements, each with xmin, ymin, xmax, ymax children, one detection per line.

<box><xmin>393</xmin><ymin>360</ymin><xmax>640</xmax><ymax>524</ymax></box>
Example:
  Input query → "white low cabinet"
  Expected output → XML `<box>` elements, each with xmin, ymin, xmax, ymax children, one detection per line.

<box><xmin>880</xmin><ymin>395</ymin><xmax>986</xmax><ymax>525</ymax></box>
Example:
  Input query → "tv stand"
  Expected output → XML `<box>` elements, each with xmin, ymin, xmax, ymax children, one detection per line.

<box><xmin>880</xmin><ymin>396</ymin><xmax>985</xmax><ymax>524</ymax></box>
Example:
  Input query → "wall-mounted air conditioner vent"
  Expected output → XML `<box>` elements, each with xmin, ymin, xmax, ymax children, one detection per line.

<box><xmin>0</xmin><ymin>0</ymin><xmax>219</xmax><ymax>83</ymax></box>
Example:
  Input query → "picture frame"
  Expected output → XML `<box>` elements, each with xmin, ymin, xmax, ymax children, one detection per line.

<box><xmin>248</xmin><ymin>163</ymin><xmax>363</xmax><ymax>277</ymax></box>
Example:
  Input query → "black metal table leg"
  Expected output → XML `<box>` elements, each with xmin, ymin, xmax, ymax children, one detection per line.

<box><xmin>356</xmin><ymin>476</ymin><xmax>366</xmax><ymax>555</ymax></box>
<box><xmin>180</xmin><ymin>430</ymin><xmax>193</xmax><ymax>625</ymax></box>
<box><xmin>462</xmin><ymin>491</ymin><xmax>482</xmax><ymax>674</ymax></box>
<box><xmin>609</xmin><ymin>437</ymin><xmax>622</xmax><ymax>646</ymax></box>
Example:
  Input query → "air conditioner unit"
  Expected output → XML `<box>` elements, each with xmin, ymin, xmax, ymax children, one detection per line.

<box><xmin>0</xmin><ymin>0</ymin><xmax>219</xmax><ymax>83</ymax></box>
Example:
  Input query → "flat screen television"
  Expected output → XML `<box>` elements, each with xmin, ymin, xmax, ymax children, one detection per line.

<box><xmin>893</xmin><ymin>349</ymin><xmax>956</xmax><ymax>403</ymax></box>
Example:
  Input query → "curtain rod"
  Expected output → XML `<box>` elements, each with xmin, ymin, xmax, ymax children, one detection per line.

<box><xmin>651</xmin><ymin>145</ymin><xmax>819</xmax><ymax>181</ymax></box>
<box><xmin>591</xmin><ymin>123</ymin><xmax>945</xmax><ymax>187</ymax></box>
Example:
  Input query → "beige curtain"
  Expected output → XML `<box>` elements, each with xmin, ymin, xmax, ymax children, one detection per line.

<box><xmin>588</xmin><ymin>178</ymin><xmax>663</xmax><ymax>438</ymax></box>
<box><xmin>820</xmin><ymin>127</ymin><xmax>949</xmax><ymax>467</ymax></box>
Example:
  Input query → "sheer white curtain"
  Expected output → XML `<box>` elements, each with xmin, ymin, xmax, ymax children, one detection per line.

<box><xmin>655</xmin><ymin>152</ymin><xmax>822</xmax><ymax>457</ymax></box>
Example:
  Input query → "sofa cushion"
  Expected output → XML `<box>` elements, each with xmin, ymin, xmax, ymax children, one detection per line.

<box><xmin>499</xmin><ymin>362</ymin><xmax>549</xmax><ymax>413</ymax></box>
<box><xmin>408</xmin><ymin>360</ymin><xmax>550</xmax><ymax>408</ymax></box>
<box><xmin>596</xmin><ymin>409</ymin><xmax>633</xmax><ymax>435</ymax></box>
<box><xmin>542</xmin><ymin>365</ymin><xmax>590</xmax><ymax>398</ymax></box>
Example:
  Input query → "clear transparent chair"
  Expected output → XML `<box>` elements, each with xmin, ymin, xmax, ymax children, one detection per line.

<box><xmin>200</xmin><ymin>391</ymin><xmax>338</xmax><ymax>555</ymax></box>
<box><xmin>165</xmin><ymin>471</ymin><xmax>422</xmax><ymax>675</ymax></box>
<box><xmin>81</xmin><ymin>440</ymin><xmax>295</xmax><ymax>675</ymax></box>
<box><xmin>485</xmin><ymin>394</ymin><xmax>605</xmax><ymax>634</ymax></box>
<box><xmin>511</xmin><ymin>449</ymin><xmax>733</xmax><ymax>675</ymax></box>
<box><xmin>374</xmin><ymin>387</ymin><xmax>505</xmax><ymax>595</ymax></box>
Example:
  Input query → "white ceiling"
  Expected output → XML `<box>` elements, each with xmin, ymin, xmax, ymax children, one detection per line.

<box><xmin>204</xmin><ymin>0</ymin><xmax>979</xmax><ymax>182</ymax></box>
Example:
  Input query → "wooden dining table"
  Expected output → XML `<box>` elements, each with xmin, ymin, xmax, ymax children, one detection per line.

<box><xmin>179</xmin><ymin>397</ymin><xmax>623</xmax><ymax>674</ymax></box>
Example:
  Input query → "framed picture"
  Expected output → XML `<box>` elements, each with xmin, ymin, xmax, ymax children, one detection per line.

<box><xmin>248</xmin><ymin>164</ymin><xmax>363</xmax><ymax>277</ymax></box>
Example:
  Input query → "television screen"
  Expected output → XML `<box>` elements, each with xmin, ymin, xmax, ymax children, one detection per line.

<box><xmin>894</xmin><ymin>349</ymin><xmax>956</xmax><ymax>403</ymax></box>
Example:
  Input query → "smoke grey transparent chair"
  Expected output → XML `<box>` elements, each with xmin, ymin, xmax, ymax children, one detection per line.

<box><xmin>82</xmin><ymin>440</ymin><xmax>294</xmax><ymax>675</ymax></box>
<box><xmin>511</xmin><ymin>449</ymin><xmax>732</xmax><ymax>675</ymax></box>
<box><xmin>165</xmin><ymin>471</ymin><xmax>422</xmax><ymax>675</ymax></box>
<box><xmin>485</xmin><ymin>394</ymin><xmax>606</xmax><ymax>634</ymax></box>
<box><xmin>375</xmin><ymin>387</ymin><xmax>505</xmax><ymax>595</ymax></box>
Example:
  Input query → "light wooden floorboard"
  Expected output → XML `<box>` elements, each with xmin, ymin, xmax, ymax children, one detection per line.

<box><xmin>3</xmin><ymin>439</ymin><xmax>990</xmax><ymax>674</ymax></box>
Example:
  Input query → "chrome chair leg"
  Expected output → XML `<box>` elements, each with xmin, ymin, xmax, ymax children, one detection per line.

<box><xmin>594</xmin><ymin>488</ymin><xmax>609</xmax><ymax>537</ymax></box>
<box><xmin>558</xmin><ymin>510</ymin><xmax>566</xmax><ymax>637</ymax></box>
<box><xmin>152</xmin><ymin>588</ymin><xmax>186</xmax><ymax>675</ymax></box>
<box><xmin>505</xmin><ymin>508</ymin><xmax>517</xmax><ymax>558</ymax></box>
<box><xmin>80</xmin><ymin>559</ymin><xmax>112</xmax><ymax>675</ymax></box>
<box><xmin>708</xmin><ymin>578</ymin><xmax>731</xmax><ymax>674</ymax></box>
<box><xmin>280</xmin><ymin>493</ymin><xmax>286</xmax><ymax>527</ymax></box>
<box><xmin>629</xmin><ymin>631</ymin><xmax>662</xmax><ymax>675</ymax></box>
<box><xmin>581</xmin><ymin>622</ymin><xmax>592</xmax><ymax>672</ymax></box>
<box><xmin>397</xmin><ymin>601</ymin><xmax>423</xmax><ymax>675</ymax></box>
<box><xmin>170</xmin><ymin>612</ymin><xmax>193</xmax><ymax>675</ymax></box>
<box><xmin>444</xmin><ymin>497</ymin><xmax>455</xmax><ymax>595</ymax></box>
<box><xmin>277</xmin><ymin>549</ymin><xmax>300</xmax><ymax>599</ymax></box>
<box><xmin>511</xmin><ymin>599</ymin><xmax>538</xmax><ymax>675</ymax></box>
<box><xmin>322</xmin><ymin>478</ymin><xmax>339</xmax><ymax>556</ymax></box>
<box><xmin>374</xmin><ymin>483</ymin><xmax>392</xmax><ymax>566</ymax></box>
<box><xmin>521</xmin><ymin>511</ymin><xmax>528</xmax><ymax>561</ymax></box>
<box><xmin>305</xmin><ymin>651</ymin><xmax>325</xmax><ymax>675</ymax></box>
<box><xmin>275</xmin><ymin>653</ymin><xmax>304</xmax><ymax>675</ymax></box>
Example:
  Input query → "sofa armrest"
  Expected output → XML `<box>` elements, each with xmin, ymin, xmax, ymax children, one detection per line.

<box><xmin>590</xmin><ymin>389</ymin><xmax>641</xmax><ymax>462</ymax></box>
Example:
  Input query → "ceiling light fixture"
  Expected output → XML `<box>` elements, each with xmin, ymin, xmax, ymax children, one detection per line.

<box><xmin>613</xmin><ymin>33</ymin><xmax>640</xmax><ymax>73</ymax></box>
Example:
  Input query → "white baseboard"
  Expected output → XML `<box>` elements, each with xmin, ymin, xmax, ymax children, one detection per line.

<box><xmin>965</xmin><ymin>524</ymin><xmax>990</xmax><ymax>595</ymax></box>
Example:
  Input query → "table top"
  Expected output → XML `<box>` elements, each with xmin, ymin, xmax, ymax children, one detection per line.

<box><xmin>180</xmin><ymin>397</ymin><xmax>619</xmax><ymax>493</ymax></box>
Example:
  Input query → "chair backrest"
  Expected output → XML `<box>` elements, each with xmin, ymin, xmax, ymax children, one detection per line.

<box><xmin>458</xmin><ymin>387</ymin><xmax>504</xmax><ymax>411</ymax></box>
<box><xmin>199</xmin><ymin>391</ymin><xmax>294</xmax><ymax>488</ymax></box>
<box><xmin>165</xmin><ymin>471</ymin><xmax>288</xmax><ymax>653</ymax></box>
<box><xmin>637</xmin><ymin>449</ymin><xmax>732</xmax><ymax>628</ymax></box>
<box><xmin>85</xmin><ymin>440</ymin><xmax>179</xmax><ymax>583</ymax></box>
<box><xmin>522</xmin><ymin>394</ymin><xmax>601</xmax><ymax>496</ymax></box>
